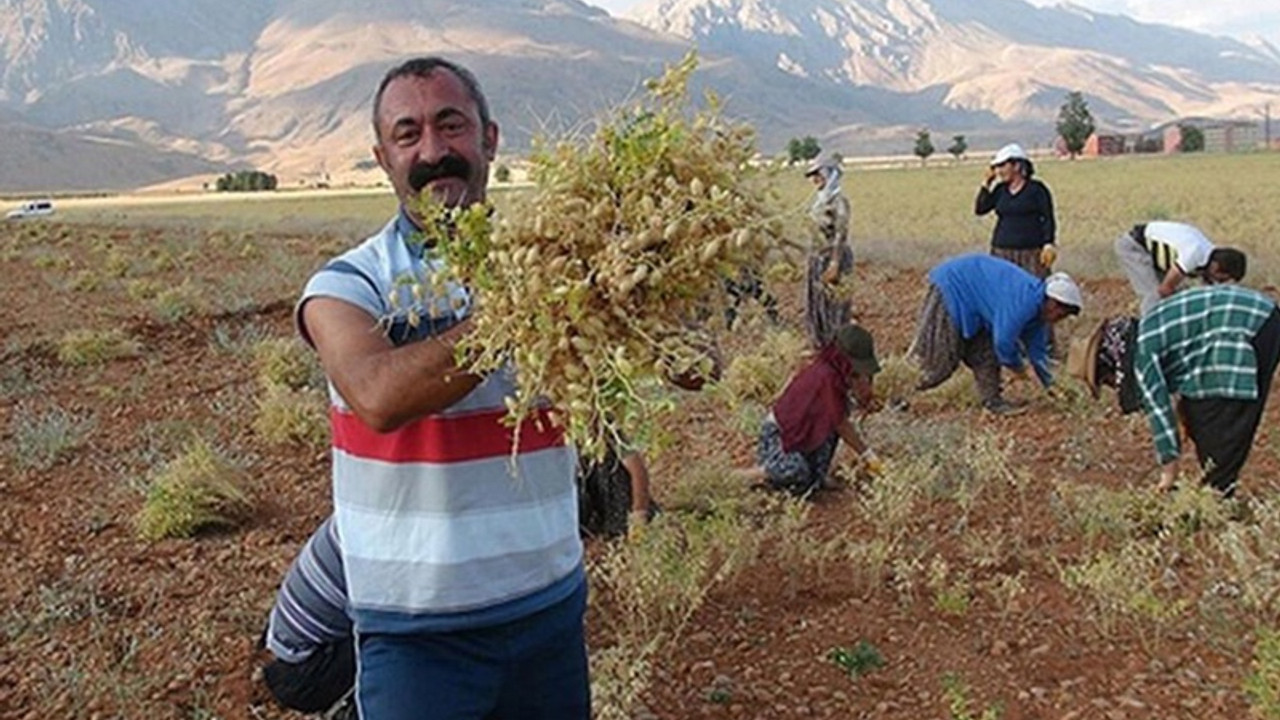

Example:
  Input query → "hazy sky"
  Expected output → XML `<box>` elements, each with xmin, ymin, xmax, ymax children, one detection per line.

<box><xmin>587</xmin><ymin>0</ymin><xmax>1280</xmax><ymax>47</ymax></box>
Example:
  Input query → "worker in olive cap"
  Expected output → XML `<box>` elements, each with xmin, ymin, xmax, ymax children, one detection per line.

<box><xmin>737</xmin><ymin>323</ymin><xmax>882</xmax><ymax>496</ymax></box>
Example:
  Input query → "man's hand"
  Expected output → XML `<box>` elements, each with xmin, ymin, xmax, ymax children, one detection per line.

<box><xmin>1156</xmin><ymin>461</ymin><xmax>1178</xmax><ymax>493</ymax></box>
<box><xmin>1157</xmin><ymin>266</ymin><xmax>1186</xmax><ymax>299</ymax></box>
<box><xmin>1039</xmin><ymin>244</ymin><xmax>1057</xmax><ymax>269</ymax></box>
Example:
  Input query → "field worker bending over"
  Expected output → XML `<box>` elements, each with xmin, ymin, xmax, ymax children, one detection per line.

<box><xmin>1113</xmin><ymin>220</ymin><xmax>1246</xmax><ymax>315</ymax></box>
<box><xmin>1067</xmin><ymin>285</ymin><xmax>1280</xmax><ymax>497</ymax></box>
<box><xmin>295</xmin><ymin>56</ymin><xmax>588</xmax><ymax>719</ymax></box>
<box><xmin>911</xmin><ymin>254</ymin><xmax>1082</xmax><ymax>415</ymax></box>
<box><xmin>737</xmin><ymin>324</ymin><xmax>883</xmax><ymax>496</ymax></box>
<box><xmin>803</xmin><ymin>154</ymin><xmax>854</xmax><ymax>348</ymax></box>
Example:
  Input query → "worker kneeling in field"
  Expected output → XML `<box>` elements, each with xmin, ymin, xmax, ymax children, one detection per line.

<box><xmin>738</xmin><ymin>323</ymin><xmax>883</xmax><ymax>496</ymax></box>
<box><xmin>1067</xmin><ymin>284</ymin><xmax>1280</xmax><ymax>498</ymax></box>
<box><xmin>1113</xmin><ymin>220</ymin><xmax>1246</xmax><ymax>315</ymax></box>
<box><xmin>911</xmin><ymin>254</ymin><xmax>1082</xmax><ymax>415</ymax></box>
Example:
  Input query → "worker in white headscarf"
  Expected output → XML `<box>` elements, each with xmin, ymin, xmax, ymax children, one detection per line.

<box><xmin>803</xmin><ymin>154</ymin><xmax>853</xmax><ymax>348</ymax></box>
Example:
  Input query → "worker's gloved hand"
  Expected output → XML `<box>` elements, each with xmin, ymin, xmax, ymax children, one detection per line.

<box><xmin>860</xmin><ymin>448</ymin><xmax>884</xmax><ymax>478</ymax></box>
<box><xmin>1039</xmin><ymin>244</ymin><xmax>1058</xmax><ymax>269</ymax></box>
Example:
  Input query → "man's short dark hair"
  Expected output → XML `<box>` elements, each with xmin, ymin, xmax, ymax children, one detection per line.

<box><xmin>372</xmin><ymin>57</ymin><xmax>492</xmax><ymax>142</ymax></box>
<box><xmin>1209</xmin><ymin>247</ymin><xmax>1247</xmax><ymax>281</ymax></box>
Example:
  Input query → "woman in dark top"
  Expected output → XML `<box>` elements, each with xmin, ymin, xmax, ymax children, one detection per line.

<box><xmin>975</xmin><ymin>143</ymin><xmax>1057</xmax><ymax>278</ymax></box>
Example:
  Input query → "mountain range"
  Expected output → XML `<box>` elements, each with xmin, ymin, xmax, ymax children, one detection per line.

<box><xmin>0</xmin><ymin>0</ymin><xmax>1276</xmax><ymax>192</ymax></box>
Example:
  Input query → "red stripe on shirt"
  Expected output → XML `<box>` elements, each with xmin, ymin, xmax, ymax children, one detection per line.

<box><xmin>331</xmin><ymin>407</ymin><xmax>566</xmax><ymax>463</ymax></box>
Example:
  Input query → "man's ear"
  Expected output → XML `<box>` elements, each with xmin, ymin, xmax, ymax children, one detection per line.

<box><xmin>483</xmin><ymin>122</ymin><xmax>500</xmax><ymax>161</ymax></box>
<box><xmin>373</xmin><ymin>143</ymin><xmax>390</xmax><ymax>175</ymax></box>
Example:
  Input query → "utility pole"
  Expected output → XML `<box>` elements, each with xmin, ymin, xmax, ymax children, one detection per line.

<box><xmin>1266</xmin><ymin>103</ymin><xmax>1272</xmax><ymax>151</ymax></box>
<box><xmin>1259</xmin><ymin>103</ymin><xmax>1273</xmax><ymax>151</ymax></box>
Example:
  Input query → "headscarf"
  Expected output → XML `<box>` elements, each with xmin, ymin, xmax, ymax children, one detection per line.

<box><xmin>773</xmin><ymin>344</ymin><xmax>854</xmax><ymax>454</ymax></box>
<box><xmin>809</xmin><ymin>161</ymin><xmax>843</xmax><ymax>221</ymax></box>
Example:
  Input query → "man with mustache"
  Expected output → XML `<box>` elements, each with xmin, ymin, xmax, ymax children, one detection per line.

<box><xmin>289</xmin><ymin>57</ymin><xmax>588</xmax><ymax>719</ymax></box>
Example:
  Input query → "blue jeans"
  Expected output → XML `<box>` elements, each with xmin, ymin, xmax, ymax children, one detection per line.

<box><xmin>355</xmin><ymin>580</ymin><xmax>590</xmax><ymax>720</ymax></box>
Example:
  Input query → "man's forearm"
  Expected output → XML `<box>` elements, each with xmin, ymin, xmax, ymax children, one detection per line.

<box><xmin>306</xmin><ymin>298</ymin><xmax>482</xmax><ymax>432</ymax></box>
<box><xmin>1157</xmin><ymin>267</ymin><xmax>1184</xmax><ymax>298</ymax></box>
<box><xmin>836</xmin><ymin>418</ymin><xmax>867</xmax><ymax>455</ymax></box>
<box><xmin>1148</xmin><ymin>409</ymin><xmax>1181</xmax><ymax>465</ymax></box>
<box><xmin>352</xmin><ymin>323</ymin><xmax>482</xmax><ymax>429</ymax></box>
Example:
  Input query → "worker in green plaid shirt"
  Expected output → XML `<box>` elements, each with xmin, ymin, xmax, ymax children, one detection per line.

<box><xmin>1068</xmin><ymin>284</ymin><xmax>1280</xmax><ymax>497</ymax></box>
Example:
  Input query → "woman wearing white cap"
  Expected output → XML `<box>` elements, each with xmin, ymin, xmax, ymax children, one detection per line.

<box><xmin>802</xmin><ymin>154</ymin><xmax>853</xmax><ymax>348</ymax></box>
<box><xmin>976</xmin><ymin>143</ymin><xmax>1057</xmax><ymax>278</ymax></box>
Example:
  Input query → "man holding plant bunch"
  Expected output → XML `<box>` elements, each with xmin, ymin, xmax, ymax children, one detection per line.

<box><xmin>292</xmin><ymin>57</ymin><xmax>588</xmax><ymax>719</ymax></box>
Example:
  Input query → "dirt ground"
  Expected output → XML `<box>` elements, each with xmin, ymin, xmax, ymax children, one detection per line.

<box><xmin>2</xmin><ymin>220</ymin><xmax>1278</xmax><ymax>719</ymax></box>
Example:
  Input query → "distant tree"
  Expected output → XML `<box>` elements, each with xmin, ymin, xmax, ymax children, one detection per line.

<box><xmin>1057</xmin><ymin>91</ymin><xmax>1096</xmax><ymax>159</ymax></box>
<box><xmin>787</xmin><ymin>135</ymin><xmax>822</xmax><ymax>165</ymax></box>
<box><xmin>913</xmin><ymin>129</ymin><xmax>935</xmax><ymax>165</ymax></box>
<box><xmin>947</xmin><ymin>134</ymin><xmax>968</xmax><ymax>161</ymax></box>
<box><xmin>800</xmin><ymin>136</ymin><xmax>821</xmax><ymax>162</ymax></box>
<box><xmin>215</xmin><ymin>170</ymin><xmax>278</xmax><ymax>193</ymax></box>
<box><xmin>1179</xmin><ymin>125</ymin><xmax>1205</xmax><ymax>153</ymax></box>
<box><xmin>494</xmin><ymin>164</ymin><xmax>511</xmax><ymax>183</ymax></box>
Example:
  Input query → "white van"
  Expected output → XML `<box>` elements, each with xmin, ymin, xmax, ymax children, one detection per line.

<box><xmin>6</xmin><ymin>199</ymin><xmax>55</xmax><ymax>219</ymax></box>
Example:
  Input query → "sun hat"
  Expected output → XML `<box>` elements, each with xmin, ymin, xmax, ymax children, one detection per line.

<box><xmin>805</xmin><ymin>153</ymin><xmax>840</xmax><ymax>177</ymax></box>
<box><xmin>835</xmin><ymin>324</ymin><xmax>881</xmax><ymax>376</ymax></box>
<box><xmin>1066</xmin><ymin>317</ymin><xmax>1140</xmax><ymax>413</ymax></box>
<box><xmin>1065</xmin><ymin>322</ymin><xmax>1105</xmax><ymax>398</ymax></box>
<box><xmin>1045</xmin><ymin>272</ymin><xmax>1083</xmax><ymax>312</ymax></box>
<box><xmin>990</xmin><ymin>143</ymin><xmax>1028</xmax><ymax>167</ymax></box>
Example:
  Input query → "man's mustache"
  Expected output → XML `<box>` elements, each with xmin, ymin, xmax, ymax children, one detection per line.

<box><xmin>408</xmin><ymin>155</ymin><xmax>472</xmax><ymax>192</ymax></box>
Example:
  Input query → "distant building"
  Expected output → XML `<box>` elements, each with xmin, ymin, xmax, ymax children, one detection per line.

<box><xmin>1201</xmin><ymin>121</ymin><xmax>1264</xmax><ymax>153</ymax></box>
<box><xmin>1162</xmin><ymin>125</ymin><xmax>1183</xmax><ymax>154</ymax></box>
<box><xmin>1083</xmin><ymin>133</ymin><xmax>1126</xmax><ymax>156</ymax></box>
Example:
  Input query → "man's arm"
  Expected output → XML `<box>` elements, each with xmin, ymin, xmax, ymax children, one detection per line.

<box><xmin>1133</xmin><ymin>335</ymin><xmax>1181</xmax><ymax>466</ymax></box>
<box><xmin>1156</xmin><ymin>265</ymin><xmax>1186</xmax><ymax>299</ymax></box>
<box><xmin>620</xmin><ymin>452</ymin><xmax>652</xmax><ymax>515</ymax></box>
<box><xmin>835</xmin><ymin>417</ymin><xmax>868</xmax><ymax>456</ymax></box>
<box><xmin>302</xmin><ymin>297</ymin><xmax>481</xmax><ymax>432</ymax></box>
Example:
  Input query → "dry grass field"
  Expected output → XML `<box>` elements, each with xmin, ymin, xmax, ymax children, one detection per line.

<box><xmin>4</xmin><ymin>151</ymin><xmax>1280</xmax><ymax>720</ymax></box>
